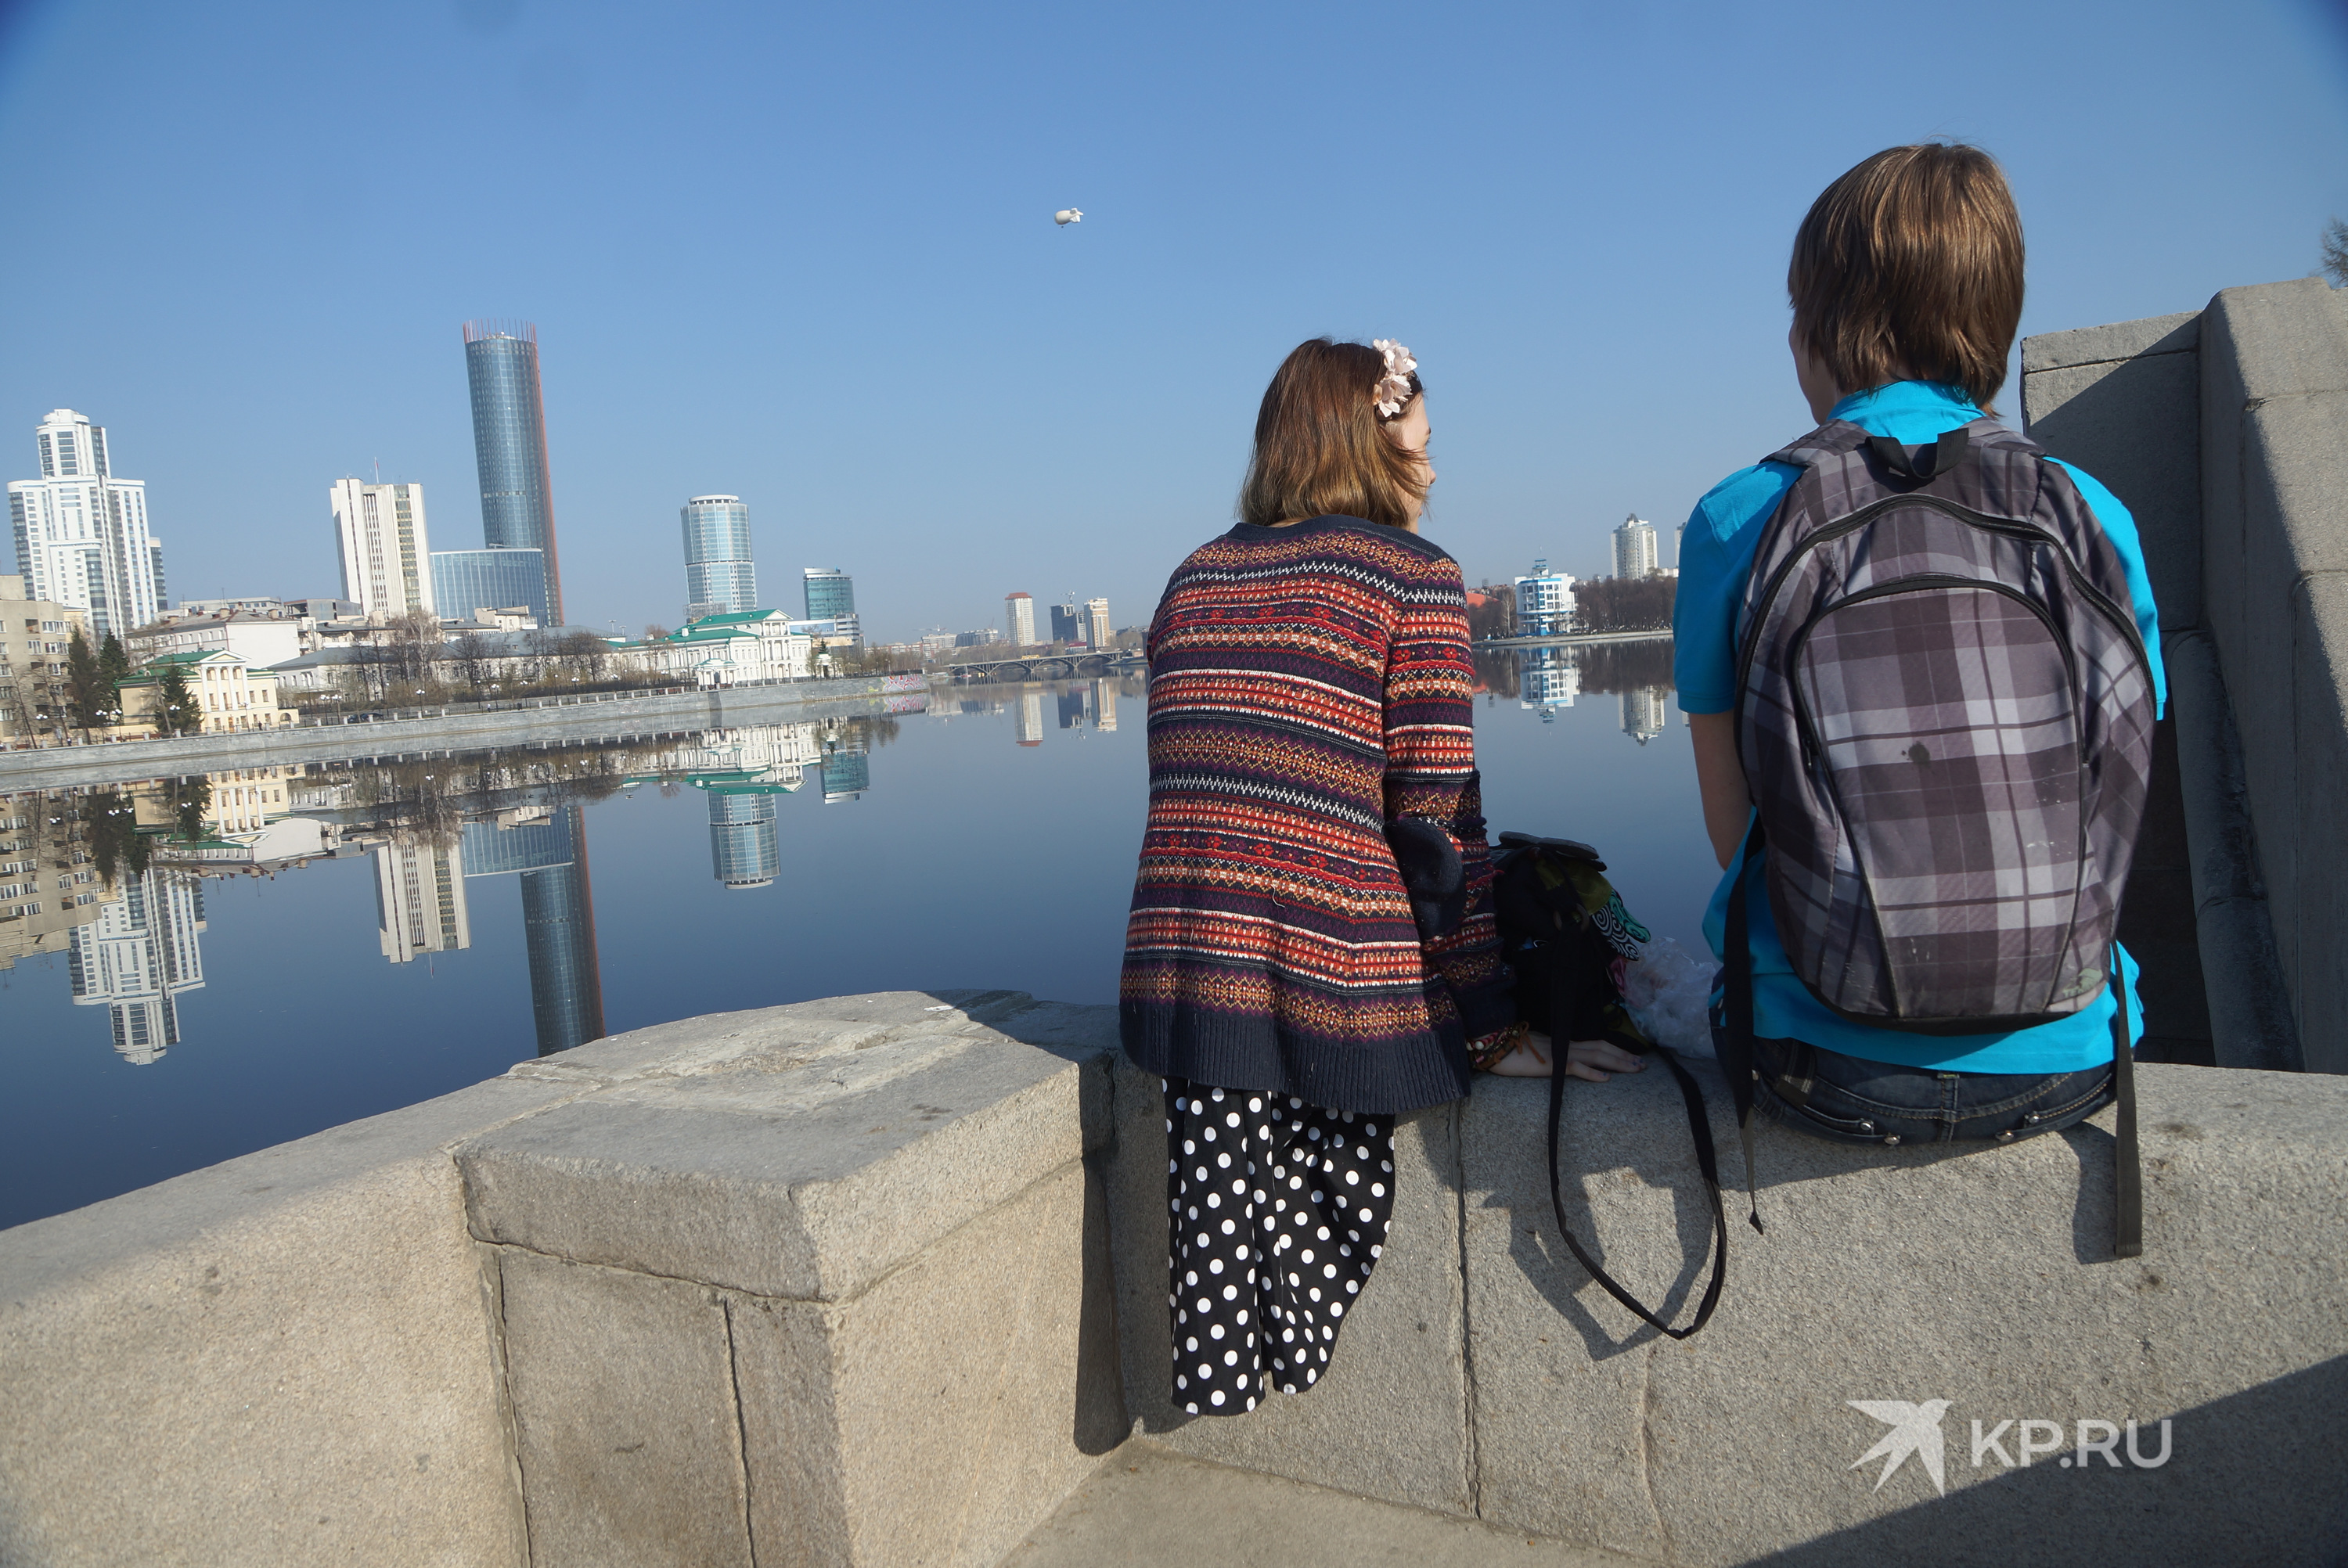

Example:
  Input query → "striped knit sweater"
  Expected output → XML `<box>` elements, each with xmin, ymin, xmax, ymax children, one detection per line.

<box><xmin>1118</xmin><ymin>514</ymin><xmax>1514</xmax><ymax>1113</ymax></box>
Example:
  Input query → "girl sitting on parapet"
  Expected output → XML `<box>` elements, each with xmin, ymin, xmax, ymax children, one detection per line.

<box><xmin>1117</xmin><ymin>336</ymin><xmax>1642</xmax><ymax>1417</ymax></box>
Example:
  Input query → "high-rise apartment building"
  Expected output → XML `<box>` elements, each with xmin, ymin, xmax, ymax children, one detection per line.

<box><xmin>8</xmin><ymin>410</ymin><xmax>163</xmax><ymax>637</ymax></box>
<box><xmin>1514</xmin><ymin>559</ymin><xmax>1576</xmax><ymax>636</ymax></box>
<box><xmin>682</xmin><ymin>496</ymin><xmax>756</xmax><ymax>618</ymax></box>
<box><xmin>1004</xmin><ymin>592</ymin><xmax>1035</xmax><ymax>647</ymax></box>
<box><xmin>1086</xmin><ymin>597</ymin><xmax>1112</xmax><ymax>650</ymax></box>
<box><xmin>1612</xmin><ymin>515</ymin><xmax>1659</xmax><ymax>579</ymax></box>
<box><xmin>331</xmin><ymin>479</ymin><xmax>434</xmax><ymax>618</ymax></box>
<box><xmin>1050</xmin><ymin>599</ymin><xmax>1083</xmax><ymax>645</ymax></box>
<box><xmin>431</xmin><ymin>547</ymin><xmax>548</xmax><ymax>627</ymax></box>
<box><xmin>463</xmin><ymin>321</ymin><xmax>566</xmax><ymax>626</ymax></box>
<box><xmin>375</xmin><ymin>840</ymin><xmax>471</xmax><ymax>963</ymax></box>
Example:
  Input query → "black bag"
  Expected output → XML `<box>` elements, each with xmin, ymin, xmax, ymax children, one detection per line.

<box><xmin>1492</xmin><ymin>832</ymin><xmax>1734</xmax><ymax>1340</ymax></box>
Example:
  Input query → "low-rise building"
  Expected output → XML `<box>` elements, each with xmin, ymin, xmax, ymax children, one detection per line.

<box><xmin>118</xmin><ymin>649</ymin><xmax>293</xmax><ymax>734</ymax></box>
<box><xmin>128</xmin><ymin>609</ymin><xmax>305</xmax><ymax>670</ymax></box>
<box><xmin>0</xmin><ymin>574</ymin><xmax>88</xmax><ymax>746</ymax></box>
<box><xmin>662</xmin><ymin>614</ymin><xmax>813</xmax><ymax>686</ymax></box>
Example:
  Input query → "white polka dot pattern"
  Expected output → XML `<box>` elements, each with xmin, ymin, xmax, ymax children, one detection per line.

<box><xmin>1162</xmin><ymin>1077</ymin><xmax>1396</xmax><ymax>1417</ymax></box>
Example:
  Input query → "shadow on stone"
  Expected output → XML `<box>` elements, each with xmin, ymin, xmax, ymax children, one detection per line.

<box><xmin>1746</xmin><ymin>1354</ymin><xmax>2348</xmax><ymax>1568</ymax></box>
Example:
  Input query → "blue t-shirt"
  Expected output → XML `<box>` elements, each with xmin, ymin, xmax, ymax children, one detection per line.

<box><xmin>1673</xmin><ymin>381</ymin><xmax>2167</xmax><ymax>1074</ymax></box>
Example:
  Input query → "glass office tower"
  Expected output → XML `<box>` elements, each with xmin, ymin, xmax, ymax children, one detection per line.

<box><xmin>803</xmin><ymin>567</ymin><xmax>854</xmax><ymax>620</ymax></box>
<box><xmin>463</xmin><ymin>321</ymin><xmax>565</xmax><ymax>627</ymax></box>
<box><xmin>682</xmin><ymin>496</ymin><xmax>756</xmax><ymax>617</ymax></box>
<box><xmin>431</xmin><ymin>548</ymin><xmax>549</xmax><ymax>627</ymax></box>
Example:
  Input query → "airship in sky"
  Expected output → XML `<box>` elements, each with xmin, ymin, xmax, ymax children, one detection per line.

<box><xmin>1053</xmin><ymin>209</ymin><xmax>1083</xmax><ymax>226</ymax></box>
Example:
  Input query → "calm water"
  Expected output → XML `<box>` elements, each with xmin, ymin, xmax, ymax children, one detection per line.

<box><xmin>1</xmin><ymin>649</ymin><xmax>1704</xmax><ymax>1228</ymax></box>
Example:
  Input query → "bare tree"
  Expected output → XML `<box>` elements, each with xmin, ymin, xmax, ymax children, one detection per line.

<box><xmin>2324</xmin><ymin>218</ymin><xmax>2348</xmax><ymax>289</ymax></box>
<box><xmin>449</xmin><ymin>633</ymin><xmax>495</xmax><ymax>696</ymax></box>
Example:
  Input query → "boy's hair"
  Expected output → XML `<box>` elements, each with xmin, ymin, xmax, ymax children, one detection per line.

<box><xmin>1239</xmin><ymin>339</ymin><xmax>1427</xmax><ymax>530</ymax></box>
<box><xmin>1788</xmin><ymin>144</ymin><xmax>2024</xmax><ymax>412</ymax></box>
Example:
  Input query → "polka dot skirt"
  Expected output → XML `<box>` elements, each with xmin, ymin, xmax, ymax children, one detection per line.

<box><xmin>1163</xmin><ymin>1077</ymin><xmax>1397</xmax><ymax>1416</ymax></box>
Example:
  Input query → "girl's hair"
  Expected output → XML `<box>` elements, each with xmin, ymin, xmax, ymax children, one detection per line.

<box><xmin>1788</xmin><ymin>143</ymin><xmax>2024</xmax><ymax>412</ymax></box>
<box><xmin>1238</xmin><ymin>339</ymin><xmax>1427</xmax><ymax>530</ymax></box>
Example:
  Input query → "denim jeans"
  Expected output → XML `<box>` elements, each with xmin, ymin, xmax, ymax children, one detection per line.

<box><xmin>1746</xmin><ymin>1035</ymin><xmax>2116</xmax><ymax>1148</ymax></box>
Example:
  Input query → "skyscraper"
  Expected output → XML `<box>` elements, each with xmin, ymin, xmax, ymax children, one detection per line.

<box><xmin>331</xmin><ymin>479</ymin><xmax>435</xmax><ymax>618</ymax></box>
<box><xmin>802</xmin><ymin>566</ymin><xmax>854</xmax><ymax>620</ymax></box>
<box><xmin>1050</xmin><ymin>599</ymin><xmax>1083</xmax><ymax>644</ymax></box>
<box><xmin>1612</xmin><ymin>515</ymin><xmax>1660</xmax><ymax>579</ymax></box>
<box><xmin>1004</xmin><ymin>592</ymin><xmax>1035</xmax><ymax>646</ymax></box>
<box><xmin>705</xmin><ymin>789</ymin><xmax>781</xmax><ymax>887</ymax></box>
<box><xmin>463</xmin><ymin>321</ymin><xmax>565</xmax><ymax>626</ymax></box>
<box><xmin>8</xmin><ymin>410</ymin><xmax>163</xmax><ymax>636</ymax></box>
<box><xmin>683</xmin><ymin>495</ymin><xmax>756</xmax><ymax>617</ymax></box>
<box><xmin>1086</xmin><ymin>597</ymin><xmax>1112</xmax><ymax>650</ymax></box>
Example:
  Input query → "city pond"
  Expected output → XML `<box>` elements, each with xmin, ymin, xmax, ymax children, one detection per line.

<box><xmin>0</xmin><ymin>642</ymin><xmax>1704</xmax><ymax>1228</ymax></box>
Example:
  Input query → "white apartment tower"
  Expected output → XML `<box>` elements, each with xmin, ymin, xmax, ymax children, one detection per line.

<box><xmin>1611</xmin><ymin>514</ymin><xmax>1660</xmax><ymax>579</ymax></box>
<box><xmin>69</xmin><ymin>869</ymin><xmax>207</xmax><ymax>1064</ymax></box>
<box><xmin>1004</xmin><ymin>592</ymin><xmax>1035</xmax><ymax>646</ymax></box>
<box><xmin>1085</xmin><ymin>597</ymin><xmax>1112</xmax><ymax>651</ymax></box>
<box><xmin>7</xmin><ymin>410</ymin><xmax>164</xmax><ymax>637</ymax></box>
<box><xmin>332</xmin><ymin>479</ymin><xmax>435</xmax><ymax>618</ymax></box>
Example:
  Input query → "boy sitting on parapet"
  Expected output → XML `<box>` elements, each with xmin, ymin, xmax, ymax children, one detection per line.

<box><xmin>1673</xmin><ymin>143</ymin><xmax>2167</xmax><ymax>1247</ymax></box>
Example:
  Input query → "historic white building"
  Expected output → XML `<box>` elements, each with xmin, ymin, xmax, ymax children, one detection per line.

<box><xmin>332</xmin><ymin>479</ymin><xmax>435</xmax><ymax>619</ymax></box>
<box><xmin>7</xmin><ymin>410</ymin><xmax>164</xmax><ymax>637</ymax></box>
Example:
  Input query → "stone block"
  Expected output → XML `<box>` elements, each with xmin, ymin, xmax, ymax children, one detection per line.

<box><xmin>2165</xmin><ymin>629</ymin><xmax>2299</xmax><ymax>1070</ymax></box>
<box><xmin>730</xmin><ymin>1157</ymin><xmax>1125</xmax><ymax>1567</ymax></box>
<box><xmin>0</xmin><ymin>1075</ymin><xmax>568</xmax><ymax>1568</ymax></box>
<box><xmin>2021</xmin><ymin>310</ymin><xmax>2199</xmax><ymax>373</ymax></box>
<box><xmin>2022</xmin><ymin>347</ymin><xmax>2202</xmax><ymax>628</ymax></box>
<box><xmin>1458</xmin><ymin>1064</ymin><xmax>2348</xmax><ymax>1566</ymax></box>
<box><xmin>458</xmin><ymin>1001</ymin><xmax>1118</xmax><ymax>1300</ymax></box>
<box><xmin>1103</xmin><ymin>1057</ymin><xmax>1472</xmax><ymax>1515</ymax></box>
<box><xmin>495</xmin><ymin>1248</ymin><xmax>751</xmax><ymax>1567</ymax></box>
<box><xmin>2294</xmin><ymin>570</ymin><xmax>2348</xmax><ymax>1073</ymax></box>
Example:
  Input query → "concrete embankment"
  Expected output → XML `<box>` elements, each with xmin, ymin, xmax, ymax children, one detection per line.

<box><xmin>0</xmin><ymin>674</ymin><xmax>928</xmax><ymax>792</ymax></box>
<box><xmin>5</xmin><ymin>989</ymin><xmax>2342</xmax><ymax>1566</ymax></box>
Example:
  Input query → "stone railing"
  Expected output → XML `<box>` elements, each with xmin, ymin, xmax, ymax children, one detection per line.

<box><xmin>6</xmin><ymin>991</ymin><xmax>2343</xmax><ymax>1566</ymax></box>
<box><xmin>2023</xmin><ymin>278</ymin><xmax>2348</xmax><ymax>1071</ymax></box>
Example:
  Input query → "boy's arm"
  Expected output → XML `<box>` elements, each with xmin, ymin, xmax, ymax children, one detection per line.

<box><xmin>1690</xmin><ymin>711</ymin><xmax>1749</xmax><ymax>869</ymax></box>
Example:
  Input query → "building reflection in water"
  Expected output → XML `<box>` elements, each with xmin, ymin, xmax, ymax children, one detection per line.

<box><xmin>1015</xmin><ymin>688</ymin><xmax>1045</xmax><ymax>746</ymax></box>
<box><xmin>69</xmin><ymin>869</ymin><xmax>206</xmax><ymax>1065</ymax></box>
<box><xmin>1619</xmin><ymin>687</ymin><xmax>1669</xmax><ymax>745</ymax></box>
<box><xmin>376</xmin><ymin>840</ymin><xmax>470</xmax><ymax>962</ymax></box>
<box><xmin>1520</xmin><ymin>647</ymin><xmax>1582</xmax><ymax>721</ymax></box>
<box><xmin>461</xmin><ymin>806</ymin><xmax>605</xmax><ymax>1056</ymax></box>
<box><xmin>707</xmin><ymin>789</ymin><xmax>783</xmax><ymax>888</ymax></box>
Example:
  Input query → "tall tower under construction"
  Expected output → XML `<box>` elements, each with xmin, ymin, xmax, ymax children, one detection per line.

<box><xmin>463</xmin><ymin>320</ymin><xmax>565</xmax><ymax>626</ymax></box>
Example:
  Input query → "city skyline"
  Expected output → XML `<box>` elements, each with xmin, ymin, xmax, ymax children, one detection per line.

<box><xmin>1</xmin><ymin>5</ymin><xmax>2332</xmax><ymax>642</ymax></box>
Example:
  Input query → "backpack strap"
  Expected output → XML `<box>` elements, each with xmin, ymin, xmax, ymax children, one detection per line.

<box><xmin>2111</xmin><ymin>953</ymin><xmax>2144</xmax><ymax>1258</ymax></box>
<box><xmin>1718</xmin><ymin>822</ymin><xmax>1767</xmax><ymax>1235</ymax></box>
<box><xmin>1543</xmin><ymin>984</ymin><xmax>1731</xmax><ymax>1340</ymax></box>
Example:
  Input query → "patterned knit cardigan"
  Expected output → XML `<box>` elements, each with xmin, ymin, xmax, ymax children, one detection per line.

<box><xmin>1119</xmin><ymin>514</ymin><xmax>1514</xmax><ymax>1113</ymax></box>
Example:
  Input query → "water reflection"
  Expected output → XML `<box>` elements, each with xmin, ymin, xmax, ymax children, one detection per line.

<box><xmin>1473</xmin><ymin>638</ymin><xmax>1674</xmax><ymax>731</ymax></box>
<box><xmin>3</xmin><ymin>712</ymin><xmax>917</xmax><ymax>1065</ymax></box>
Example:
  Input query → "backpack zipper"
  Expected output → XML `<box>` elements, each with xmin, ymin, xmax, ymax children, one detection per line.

<box><xmin>1734</xmin><ymin>494</ymin><xmax>2152</xmax><ymax>707</ymax></box>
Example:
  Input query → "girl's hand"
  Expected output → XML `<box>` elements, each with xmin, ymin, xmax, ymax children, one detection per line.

<box><xmin>1486</xmin><ymin>1030</ymin><xmax>1647</xmax><ymax>1082</ymax></box>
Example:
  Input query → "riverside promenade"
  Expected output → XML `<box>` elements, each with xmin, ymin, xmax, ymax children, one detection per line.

<box><xmin>4</xmin><ymin>279</ymin><xmax>2345</xmax><ymax>1565</ymax></box>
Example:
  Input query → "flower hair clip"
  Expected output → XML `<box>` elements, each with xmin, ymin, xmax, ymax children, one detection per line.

<box><xmin>1371</xmin><ymin>339</ymin><xmax>1418</xmax><ymax>419</ymax></box>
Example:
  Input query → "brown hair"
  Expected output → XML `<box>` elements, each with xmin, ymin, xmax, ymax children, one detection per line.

<box><xmin>1788</xmin><ymin>143</ymin><xmax>2024</xmax><ymax>412</ymax></box>
<box><xmin>1238</xmin><ymin>339</ymin><xmax>1427</xmax><ymax>530</ymax></box>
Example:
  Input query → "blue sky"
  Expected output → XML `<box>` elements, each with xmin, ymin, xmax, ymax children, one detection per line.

<box><xmin>2</xmin><ymin>0</ymin><xmax>2343</xmax><ymax>641</ymax></box>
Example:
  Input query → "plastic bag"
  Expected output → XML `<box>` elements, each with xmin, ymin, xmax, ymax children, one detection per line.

<box><xmin>1619</xmin><ymin>936</ymin><xmax>1720</xmax><ymax>1059</ymax></box>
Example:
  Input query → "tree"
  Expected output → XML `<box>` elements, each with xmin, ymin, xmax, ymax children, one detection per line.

<box><xmin>63</xmin><ymin>629</ymin><xmax>114</xmax><ymax>732</ymax></box>
<box><xmin>1575</xmin><ymin>575</ymin><xmax>1676</xmax><ymax>633</ymax></box>
<box><xmin>448</xmin><ymin>633</ymin><xmax>495</xmax><ymax>696</ymax></box>
<box><xmin>154</xmin><ymin>661</ymin><xmax>201</xmax><ymax>735</ymax></box>
<box><xmin>642</xmin><ymin>623</ymin><xmax>671</xmax><ymax>643</ymax></box>
<box><xmin>2324</xmin><ymin>218</ymin><xmax>2348</xmax><ymax>289</ymax></box>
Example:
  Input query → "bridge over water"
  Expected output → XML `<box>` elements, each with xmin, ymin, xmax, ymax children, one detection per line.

<box><xmin>930</xmin><ymin>651</ymin><xmax>1143</xmax><ymax>682</ymax></box>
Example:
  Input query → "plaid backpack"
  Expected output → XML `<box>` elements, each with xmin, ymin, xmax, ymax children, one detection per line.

<box><xmin>1722</xmin><ymin>419</ymin><xmax>2159</xmax><ymax>1254</ymax></box>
